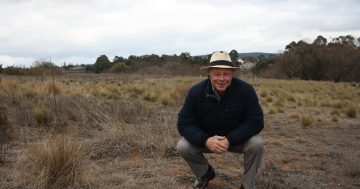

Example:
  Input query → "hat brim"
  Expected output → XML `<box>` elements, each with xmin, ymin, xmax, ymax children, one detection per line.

<box><xmin>200</xmin><ymin>65</ymin><xmax>240</xmax><ymax>71</ymax></box>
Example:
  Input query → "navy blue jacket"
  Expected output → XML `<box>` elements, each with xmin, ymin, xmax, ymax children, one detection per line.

<box><xmin>177</xmin><ymin>77</ymin><xmax>264</xmax><ymax>147</ymax></box>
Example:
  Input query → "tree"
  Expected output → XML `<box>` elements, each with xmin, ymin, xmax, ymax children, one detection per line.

<box><xmin>313</xmin><ymin>35</ymin><xmax>327</xmax><ymax>46</ymax></box>
<box><xmin>251</xmin><ymin>58</ymin><xmax>275</xmax><ymax>75</ymax></box>
<box><xmin>93</xmin><ymin>55</ymin><xmax>111</xmax><ymax>73</ymax></box>
<box><xmin>229</xmin><ymin>49</ymin><xmax>238</xmax><ymax>62</ymax></box>
<box><xmin>180</xmin><ymin>52</ymin><xmax>191</xmax><ymax>63</ymax></box>
<box><xmin>285</xmin><ymin>41</ymin><xmax>297</xmax><ymax>51</ymax></box>
<box><xmin>0</xmin><ymin>64</ymin><xmax>3</xmax><ymax>73</ymax></box>
<box><xmin>113</xmin><ymin>56</ymin><xmax>125</xmax><ymax>64</ymax></box>
<box><xmin>33</xmin><ymin>59</ymin><xmax>57</xmax><ymax>68</ymax></box>
<box><xmin>192</xmin><ymin>56</ymin><xmax>208</xmax><ymax>65</ymax></box>
<box><xmin>330</xmin><ymin>35</ymin><xmax>356</xmax><ymax>48</ymax></box>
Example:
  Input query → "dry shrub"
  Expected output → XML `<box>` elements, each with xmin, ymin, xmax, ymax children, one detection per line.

<box><xmin>344</xmin><ymin>105</ymin><xmax>357</xmax><ymax>118</ymax></box>
<box><xmin>162</xmin><ymin>83</ymin><xmax>192</xmax><ymax>105</ymax></box>
<box><xmin>127</xmin><ymin>86</ymin><xmax>144</xmax><ymax>98</ymax></box>
<box><xmin>268</xmin><ymin>108</ymin><xmax>276</xmax><ymax>114</ymax></box>
<box><xmin>332</xmin><ymin>116</ymin><xmax>339</xmax><ymax>122</ymax></box>
<box><xmin>23</xmin><ymin>89</ymin><xmax>39</xmax><ymax>98</ymax></box>
<box><xmin>332</xmin><ymin>101</ymin><xmax>344</xmax><ymax>109</ymax></box>
<box><xmin>266</xmin><ymin>96</ymin><xmax>273</xmax><ymax>103</ymax></box>
<box><xmin>144</xmin><ymin>93</ymin><xmax>158</xmax><ymax>102</ymax></box>
<box><xmin>287</xmin><ymin>95</ymin><xmax>296</xmax><ymax>102</ymax></box>
<box><xmin>260</xmin><ymin>90</ymin><xmax>268</xmax><ymax>98</ymax></box>
<box><xmin>160</xmin><ymin>96</ymin><xmax>171</xmax><ymax>105</ymax></box>
<box><xmin>107</xmin><ymin>62</ymin><xmax>129</xmax><ymax>73</ymax></box>
<box><xmin>302</xmin><ymin>116</ymin><xmax>313</xmax><ymax>127</ymax></box>
<box><xmin>22</xmin><ymin>135</ymin><xmax>85</xmax><ymax>188</ymax></box>
<box><xmin>46</xmin><ymin>81</ymin><xmax>61</xmax><ymax>95</ymax></box>
<box><xmin>33</xmin><ymin>108</ymin><xmax>53</xmax><ymax>126</ymax></box>
<box><xmin>343</xmin><ymin>160</ymin><xmax>360</xmax><ymax>178</ymax></box>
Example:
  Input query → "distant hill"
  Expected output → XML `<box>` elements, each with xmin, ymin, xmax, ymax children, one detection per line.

<box><xmin>196</xmin><ymin>52</ymin><xmax>275</xmax><ymax>59</ymax></box>
<box><xmin>237</xmin><ymin>52</ymin><xmax>275</xmax><ymax>58</ymax></box>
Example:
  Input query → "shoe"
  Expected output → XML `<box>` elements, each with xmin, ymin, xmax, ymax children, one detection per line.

<box><xmin>193</xmin><ymin>165</ymin><xmax>216</xmax><ymax>189</ymax></box>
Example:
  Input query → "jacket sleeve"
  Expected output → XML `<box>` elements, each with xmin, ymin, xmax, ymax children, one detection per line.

<box><xmin>177</xmin><ymin>88</ymin><xmax>209</xmax><ymax>147</ymax></box>
<box><xmin>226</xmin><ymin>86</ymin><xmax>264</xmax><ymax>147</ymax></box>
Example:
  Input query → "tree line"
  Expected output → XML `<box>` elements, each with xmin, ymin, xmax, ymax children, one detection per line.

<box><xmin>0</xmin><ymin>53</ymin><xmax>210</xmax><ymax>76</ymax></box>
<box><xmin>1</xmin><ymin>34</ymin><xmax>359</xmax><ymax>82</ymax></box>
<box><xmin>87</xmin><ymin>53</ymin><xmax>210</xmax><ymax>74</ymax></box>
<box><xmin>252</xmin><ymin>35</ymin><xmax>360</xmax><ymax>82</ymax></box>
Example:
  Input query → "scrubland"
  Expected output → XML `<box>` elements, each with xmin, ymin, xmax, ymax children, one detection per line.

<box><xmin>0</xmin><ymin>73</ymin><xmax>359</xmax><ymax>189</ymax></box>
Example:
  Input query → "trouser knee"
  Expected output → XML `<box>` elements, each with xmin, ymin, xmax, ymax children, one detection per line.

<box><xmin>176</xmin><ymin>138</ymin><xmax>191</xmax><ymax>157</ymax></box>
<box><xmin>245</xmin><ymin>136</ymin><xmax>264</xmax><ymax>153</ymax></box>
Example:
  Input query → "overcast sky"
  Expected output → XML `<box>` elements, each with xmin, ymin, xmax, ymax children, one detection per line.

<box><xmin>1</xmin><ymin>0</ymin><xmax>359</xmax><ymax>67</ymax></box>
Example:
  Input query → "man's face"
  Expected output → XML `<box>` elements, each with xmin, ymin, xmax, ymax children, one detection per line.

<box><xmin>209</xmin><ymin>68</ymin><xmax>233</xmax><ymax>95</ymax></box>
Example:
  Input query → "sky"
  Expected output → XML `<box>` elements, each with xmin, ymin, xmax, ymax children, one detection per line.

<box><xmin>0</xmin><ymin>0</ymin><xmax>359</xmax><ymax>67</ymax></box>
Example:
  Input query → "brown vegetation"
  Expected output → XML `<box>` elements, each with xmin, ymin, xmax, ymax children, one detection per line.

<box><xmin>0</xmin><ymin>73</ymin><xmax>359</xmax><ymax>188</ymax></box>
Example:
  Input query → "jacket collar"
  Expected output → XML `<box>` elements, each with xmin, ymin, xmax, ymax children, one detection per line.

<box><xmin>205</xmin><ymin>80</ymin><xmax>221</xmax><ymax>101</ymax></box>
<box><xmin>204</xmin><ymin>78</ymin><xmax>236</xmax><ymax>101</ymax></box>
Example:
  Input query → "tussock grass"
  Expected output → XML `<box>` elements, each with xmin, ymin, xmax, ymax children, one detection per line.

<box><xmin>33</xmin><ymin>108</ymin><xmax>53</xmax><ymax>126</ymax></box>
<box><xmin>46</xmin><ymin>81</ymin><xmax>62</xmax><ymax>95</ymax></box>
<box><xmin>343</xmin><ymin>161</ymin><xmax>360</xmax><ymax>178</ymax></box>
<box><xmin>302</xmin><ymin>115</ymin><xmax>313</xmax><ymax>127</ymax></box>
<box><xmin>268</xmin><ymin>108</ymin><xmax>276</xmax><ymax>114</ymax></box>
<box><xmin>259</xmin><ymin>90</ymin><xmax>268</xmax><ymax>98</ymax></box>
<box><xmin>18</xmin><ymin>135</ymin><xmax>85</xmax><ymax>188</ymax></box>
<box><xmin>344</xmin><ymin>105</ymin><xmax>357</xmax><ymax>118</ymax></box>
<box><xmin>265</xmin><ymin>96</ymin><xmax>273</xmax><ymax>103</ymax></box>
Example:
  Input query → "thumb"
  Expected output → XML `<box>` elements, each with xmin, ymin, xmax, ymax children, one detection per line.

<box><xmin>215</xmin><ymin>135</ymin><xmax>225</xmax><ymax>140</ymax></box>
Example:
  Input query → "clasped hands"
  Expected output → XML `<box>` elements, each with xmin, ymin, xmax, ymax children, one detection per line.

<box><xmin>205</xmin><ymin>135</ymin><xmax>229</xmax><ymax>154</ymax></box>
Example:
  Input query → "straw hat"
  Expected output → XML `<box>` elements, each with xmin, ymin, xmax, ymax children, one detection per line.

<box><xmin>200</xmin><ymin>51</ymin><xmax>240</xmax><ymax>71</ymax></box>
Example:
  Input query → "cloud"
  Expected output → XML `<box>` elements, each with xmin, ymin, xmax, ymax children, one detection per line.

<box><xmin>0</xmin><ymin>0</ymin><xmax>359</xmax><ymax>67</ymax></box>
<box><xmin>0</xmin><ymin>55</ymin><xmax>36</xmax><ymax>67</ymax></box>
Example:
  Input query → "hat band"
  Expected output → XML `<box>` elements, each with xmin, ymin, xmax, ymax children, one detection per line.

<box><xmin>209</xmin><ymin>60</ymin><xmax>235</xmax><ymax>67</ymax></box>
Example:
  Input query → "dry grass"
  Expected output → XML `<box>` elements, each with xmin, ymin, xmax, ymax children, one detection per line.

<box><xmin>343</xmin><ymin>160</ymin><xmax>360</xmax><ymax>178</ymax></box>
<box><xmin>301</xmin><ymin>115</ymin><xmax>313</xmax><ymax>127</ymax></box>
<box><xmin>0</xmin><ymin>105</ymin><xmax>11</xmax><ymax>164</ymax></box>
<box><xmin>0</xmin><ymin>74</ymin><xmax>359</xmax><ymax>188</ymax></box>
<box><xmin>16</xmin><ymin>135</ymin><xmax>85</xmax><ymax>188</ymax></box>
<box><xmin>344</xmin><ymin>105</ymin><xmax>357</xmax><ymax>118</ymax></box>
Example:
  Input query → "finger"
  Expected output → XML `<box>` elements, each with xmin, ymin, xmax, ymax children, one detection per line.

<box><xmin>215</xmin><ymin>135</ymin><xmax>225</xmax><ymax>140</ymax></box>
<box><xmin>216</xmin><ymin>144</ymin><xmax>227</xmax><ymax>152</ymax></box>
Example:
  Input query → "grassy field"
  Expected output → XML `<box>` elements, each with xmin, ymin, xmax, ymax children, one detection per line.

<box><xmin>0</xmin><ymin>73</ymin><xmax>359</xmax><ymax>189</ymax></box>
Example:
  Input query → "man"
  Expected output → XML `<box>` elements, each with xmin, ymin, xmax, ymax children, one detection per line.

<box><xmin>176</xmin><ymin>51</ymin><xmax>264</xmax><ymax>189</ymax></box>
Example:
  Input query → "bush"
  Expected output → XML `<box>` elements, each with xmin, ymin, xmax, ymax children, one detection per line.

<box><xmin>345</xmin><ymin>106</ymin><xmax>357</xmax><ymax>118</ymax></box>
<box><xmin>25</xmin><ymin>135</ymin><xmax>85</xmax><ymax>188</ymax></box>
<box><xmin>33</xmin><ymin>108</ymin><xmax>53</xmax><ymax>126</ymax></box>
<box><xmin>108</xmin><ymin>63</ymin><xmax>130</xmax><ymax>73</ymax></box>
<box><xmin>302</xmin><ymin>116</ymin><xmax>313</xmax><ymax>127</ymax></box>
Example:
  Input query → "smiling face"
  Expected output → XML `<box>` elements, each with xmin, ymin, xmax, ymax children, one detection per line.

<box><xmin>208</xmin><ymin>68</ymin><xmax>234</xmax><ymax>95</ymax></box>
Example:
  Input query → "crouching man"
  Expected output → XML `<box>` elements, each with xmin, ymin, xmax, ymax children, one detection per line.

<box><xmin>176</xmin><ymin>51</ymin><xmax>264</xmax><ymax>189</ymax></box>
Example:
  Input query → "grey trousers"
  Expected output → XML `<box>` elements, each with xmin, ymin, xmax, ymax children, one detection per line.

<box><xmin>176</xmin><ymin>135</ymin><xmax>264</xmax><ymax>189</ymax></box>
